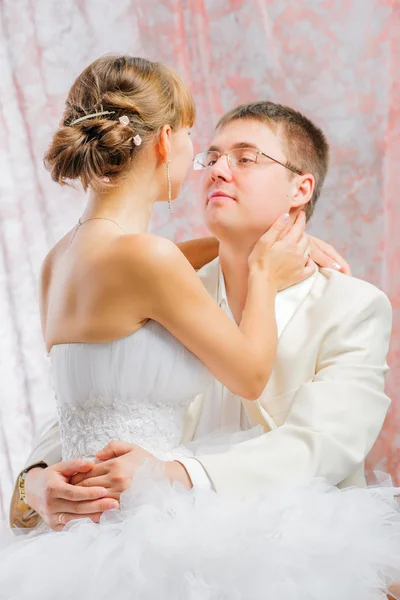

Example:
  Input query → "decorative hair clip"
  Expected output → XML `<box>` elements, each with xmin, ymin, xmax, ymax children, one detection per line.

<box><xmin>69</xmin><ymin>111</ymin><xmax>115</xmax><ymax>126</ymax></box>
<box><xmin>101</xmin><ymin>176</ymin><xmax>110</xmax><ymax>183</ymax></box>
<box><xmin>133</xmin><ymin>134</ymin><xmax>142</xmax><ymax>146</ymax></box>
<box><xmin>119</xmin><ymin>115</ymin><xmax>130</xmax><ymax>126</ymax></box>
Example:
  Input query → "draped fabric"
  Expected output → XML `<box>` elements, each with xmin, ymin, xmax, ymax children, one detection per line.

<box><xmin>0</xmin><ymin>0</ymin><xmax>398</xmax><ymax>520</ymax></box>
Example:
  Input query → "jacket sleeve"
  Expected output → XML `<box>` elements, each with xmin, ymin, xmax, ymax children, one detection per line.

<box><xmin>9</xmin><ymin>421</ymin><xmax>62</xmax><ymax>528</ymax></box>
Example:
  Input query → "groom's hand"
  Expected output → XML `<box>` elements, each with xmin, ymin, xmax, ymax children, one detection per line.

<box><xmin>71</xmin><ymin>440</ymin><xmax>193</xmax><ymax>495</ymax></box>
<box><xmin>25</xmin><ymin>460</ymin><xmax>118</xmax><ymax>531</ymax></box>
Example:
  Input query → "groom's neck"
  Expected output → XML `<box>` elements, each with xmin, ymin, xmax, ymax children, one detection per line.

<box><xmin>219</xmin><ymin>241</ymin><xmax>254</xmax><ymax>325</ymax></box>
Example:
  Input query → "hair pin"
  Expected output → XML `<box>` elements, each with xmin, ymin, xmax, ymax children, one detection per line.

<box><xmin>69</xmin><ymin>111</ymin><xmax>115</xmax><ymax>126</ymax></box>
<box><xmin>119</xmin><ymin>115</ymin><xmax>130</xmax><ymax>126</ymax></box>
<box><xmin>133</xmin><ymin>134</ymin><xmax>142</xmax><ymax>146</ymax></box>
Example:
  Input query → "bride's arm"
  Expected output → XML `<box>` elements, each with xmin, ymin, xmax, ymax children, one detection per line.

<box><xmin>118</xmin><ymin>213</ymin><xmax>312</xmax><ymax>400</ymax></box>
<box><xmin>176</xmin><ymin>237</ymin><xmax>219</xmax><ymax>271</ymax></box>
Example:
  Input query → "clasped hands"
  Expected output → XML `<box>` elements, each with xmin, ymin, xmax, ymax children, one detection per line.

<box><xmin>25</xmin><ymin>441</ymin><xmax>192</xmax><ymax>531</ymax></box>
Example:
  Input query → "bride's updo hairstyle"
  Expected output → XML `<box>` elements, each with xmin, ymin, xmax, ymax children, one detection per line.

<box><xmin>44</xmin><ymin>55</ymin><xmax>196</xmax><ymax>191</ymax></box>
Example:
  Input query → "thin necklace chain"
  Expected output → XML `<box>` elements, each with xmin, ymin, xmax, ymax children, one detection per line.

<box><xmin>70</xmin><ymin>217</ymin><xmax>127</xmax><ymax>246</ymax></box>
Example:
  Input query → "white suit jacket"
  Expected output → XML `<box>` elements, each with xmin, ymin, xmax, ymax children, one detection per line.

<box><xmin>189</xmin><ymin>260</ymin><xmax>392</xmax><ymax>493</ymax></box>
<box><xmin>10</xmin><ymin>260</ymin><xmax>392</xmax><ymax>525</ymax></box>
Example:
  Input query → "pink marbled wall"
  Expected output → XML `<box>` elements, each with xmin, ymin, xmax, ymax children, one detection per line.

<box><xmin>0</xmin><ymin>0</ymin><xmax>399</xmax><ymax>519</ymax></box>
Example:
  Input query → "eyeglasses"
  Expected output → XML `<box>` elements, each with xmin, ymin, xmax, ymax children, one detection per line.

<box><xmin>193</xmin><ymin>147</ymin><xmax>302</xmax><ymax>175</ymax></box>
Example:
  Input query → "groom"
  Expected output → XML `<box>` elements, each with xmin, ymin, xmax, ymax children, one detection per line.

<box><xmin>10</xmin><ymin>101</ymin><xmax>392</xmax><ymax>530</ymax></box>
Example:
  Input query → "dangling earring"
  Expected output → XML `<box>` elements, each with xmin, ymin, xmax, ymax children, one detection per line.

<box><xmin>166</xmin><ymin>160</ymin><xmax>172</xmax><ymax>215</ymax></box>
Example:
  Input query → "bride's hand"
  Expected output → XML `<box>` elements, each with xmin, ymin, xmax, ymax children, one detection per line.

<box><xmin>307</xmin><ymin>235</ymin><xmax>351</xmax><ymax>275</ymax></box>
<box><xmin>71</xmin><ymin>441</ymin><xmax>159</xmax><ymax>498</ymax></box>
<box><xmin>71</xmin><ymin>440</ymin><xmax>193</xmax><ymax>496</ymax></box>
<box><xmin>249</xmin><ymin>211</ymin><xmax>315</xmax><ymax>292</ymax></box>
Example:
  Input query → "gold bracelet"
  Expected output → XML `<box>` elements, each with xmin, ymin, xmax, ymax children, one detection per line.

<box><xmin>17</xmin><ymin>462</ymin><xmax>47</xmax><ymax>505</ymax></box>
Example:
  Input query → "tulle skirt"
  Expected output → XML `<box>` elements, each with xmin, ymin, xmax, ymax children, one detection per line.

<box><xmin>1</xmin><ymin>463</ymin><xmax>400</xmax><ymax>600</ymax></box>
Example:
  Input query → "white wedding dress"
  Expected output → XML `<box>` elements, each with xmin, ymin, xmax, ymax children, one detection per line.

<box><xmin>1</xmin><ymin>319</ymin><xmax>400</xmax><ymax>600</ymax></box>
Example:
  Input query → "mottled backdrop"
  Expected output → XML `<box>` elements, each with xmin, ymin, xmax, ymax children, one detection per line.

<box><xmin>0</xmin><ymin>0</ymin><xmax>399</xmax><ymax>520</ymax></box>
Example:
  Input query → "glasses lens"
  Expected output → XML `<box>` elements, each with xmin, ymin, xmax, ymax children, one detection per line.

<box><xmin>193</xmin><ymin>151</ymin><xmax>219</xmax><ymax>171</ymax></box>
<box><xmin>229</xmin><ymin>148</ymin><xmax>257</xmax><ymax>168</ymax></box>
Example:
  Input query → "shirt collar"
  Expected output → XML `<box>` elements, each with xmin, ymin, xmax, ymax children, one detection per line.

<box><xmin>217</xmin><ymin>264</ymin><xmax>318</xmax><ymax>336</ymax></box>
<box><xmin>217</xmin><ymin>264</ymin><xmax>317</xmax><ymax>303</ymax></box>
<box><xmin>217</xmin><ymin>265</ymin><xmax>228</xmax><ymax>306</ymax></box>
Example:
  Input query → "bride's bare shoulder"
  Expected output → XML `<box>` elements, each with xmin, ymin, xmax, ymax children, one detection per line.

<box><xmin>113</xmin><ymin>233</ymin><xmax>190</xmax><ymax>274</ymax></box>
<box><xmin>40</xmin><ymin>233</ymin><xmax>71</xmax><ymax>284</ymax></box>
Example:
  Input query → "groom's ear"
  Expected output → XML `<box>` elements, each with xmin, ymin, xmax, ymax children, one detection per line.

<box><xmin>290</xmin><ymin>173</ymin><xmax>315</xmax><ymax>211</ymax></box>
<box><xmin>157</xmin><ymin>124</ymin><xmax>172</xmax><ymax>163</ymax></box>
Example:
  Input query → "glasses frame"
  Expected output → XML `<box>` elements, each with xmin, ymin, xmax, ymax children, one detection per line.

<box><xmin>193</xmin><ymin>147</ymin><xmax>302</xmax><ymax>176</ymax></box>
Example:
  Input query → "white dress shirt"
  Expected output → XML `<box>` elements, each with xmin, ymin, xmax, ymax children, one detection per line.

<box><xmin>179</xmin><ymin>266</ymin><xmax>317</xmax><ymax>489</ymax></box>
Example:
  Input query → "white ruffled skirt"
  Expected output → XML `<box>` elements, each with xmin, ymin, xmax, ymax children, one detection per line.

<box><xmin>1</xmin><ymin>463</ymin><xmax>400</xmax><ymax>600</ymax></box>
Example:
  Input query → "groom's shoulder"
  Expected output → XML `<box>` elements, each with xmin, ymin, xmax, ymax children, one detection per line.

<box><xmin>316</xmin><ymin>268</ymin><xmax>392</xmax><ymax>318</ymax></box>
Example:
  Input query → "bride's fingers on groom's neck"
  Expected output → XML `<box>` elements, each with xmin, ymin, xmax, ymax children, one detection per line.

<box><xmin>262</xmin><ymin>213</ymin><xmax>291</xmax><ymax>245</ymax></box>
<box><xmin>309</xmin><ymin>237</ymin><xmax>352</xmax><ymax>275</ymax></box>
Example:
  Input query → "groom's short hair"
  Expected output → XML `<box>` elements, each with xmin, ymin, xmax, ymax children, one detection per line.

<box><xmin>217</xmin><ymin>101</ymin><xmax>329</xmax><ymax>220</ymax></box>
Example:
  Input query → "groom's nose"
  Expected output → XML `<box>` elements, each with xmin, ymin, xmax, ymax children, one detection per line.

<box><xmin>209</xmin><ymin>154</ymin><xmax>233</xmax><ymax>183</ymax></box>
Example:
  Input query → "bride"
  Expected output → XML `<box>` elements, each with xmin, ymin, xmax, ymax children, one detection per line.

<box><xmin>1</xmin><ymin>55</ymin><xmax>399</xmax><ymax>600</ymax></box>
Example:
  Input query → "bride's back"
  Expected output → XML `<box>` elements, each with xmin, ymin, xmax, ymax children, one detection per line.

<box><xmin>41</xmin><ymin>227</ymin><xmax>148</xmax><ymax>352</ymax></box>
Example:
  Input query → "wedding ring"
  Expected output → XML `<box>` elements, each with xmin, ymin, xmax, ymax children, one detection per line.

<box><xmin>304</xmin><ymin>248</ymin><xmax>311</xmax><ymax>260</ymax></box>
<box><xmin>58</xmin><ymin>512</ymin><xmax>66</xmax><ymax>526</ymax></box>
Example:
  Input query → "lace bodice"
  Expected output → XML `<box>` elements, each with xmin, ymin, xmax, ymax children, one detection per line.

<box><xmin>50</xmin><ymin>320</ymin><xmax>212</xmax><ymax>461</ymax></box>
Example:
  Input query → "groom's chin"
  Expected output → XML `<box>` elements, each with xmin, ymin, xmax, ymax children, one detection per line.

<box><xmin>205</xmin><ymin>210</ymin><xmax>272</xmax><ymax>244</ymax></box>
<box><xmin>205</xmin><ymin>204</ymin><xmax>239</xmax><ymax>237</ymax></box>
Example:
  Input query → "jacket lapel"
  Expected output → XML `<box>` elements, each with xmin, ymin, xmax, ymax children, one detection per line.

<box><xmin>242</xmin><ymin>271</ymin><xmax>322</xmax><ymax>429</ymax></box>
<box><xmin>276</xmin><ymin>270</ymin><xmax>327</xmax><ymax>356</ymax></box>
